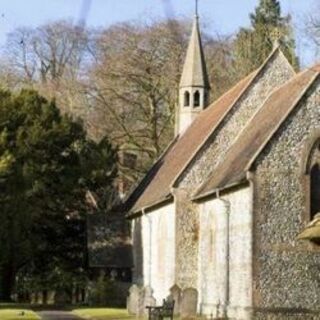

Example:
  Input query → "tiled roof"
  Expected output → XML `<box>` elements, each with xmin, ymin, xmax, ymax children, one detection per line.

<box><xmin>194</xmin><ymin>66</ymin><xmax>320</xmax><ymax>200</ymax></box>
<box><xmin>126</xmin><ymin>70</ymin><xmax>258</xmax><ymax>215</ymax></box>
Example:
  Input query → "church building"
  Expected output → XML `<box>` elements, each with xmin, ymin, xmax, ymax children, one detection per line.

<box><xmin>125</xmin><ymin>11</ymin><xmax>320</xmax><ymax>320</ymax></box>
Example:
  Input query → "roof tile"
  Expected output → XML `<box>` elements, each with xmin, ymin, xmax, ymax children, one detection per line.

<box><xmin>195</xmin><ymin>67</ymin><xmax>319</xmax><ymax>199</ymax></box>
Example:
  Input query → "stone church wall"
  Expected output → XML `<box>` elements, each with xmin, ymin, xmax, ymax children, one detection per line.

<box><xmin>198</xmin><ymin>187</ymin><xmax>253</xmax><ymax>319</ymax></box>
<box><xmin>253</xmin><ymin>78</ymin><xmax>320</xmax><ymax>318</ymax></box>
<box><xmin>178</xmin><ymin>50</ymin><xmax>295</xmax><ymax>189</ymax></box>
<box><xmin>132</xmin><ymin>203</ymin><xmax>176</xmax><ymax>304</ymax></box>
<box><xmin>174</xmin><ymin>50</ymin><xmax>295</xmax><ymax>292</ymax></box>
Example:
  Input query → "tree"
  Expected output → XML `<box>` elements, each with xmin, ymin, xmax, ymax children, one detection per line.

<box><xmin>0</xmin><ymin>90</ymin><xmax>117</xmax><ymax>301</ymax></box>
<box><xmin>233</xmin><ymin>0</ymin><xmax>298</xmax><ymax>77</ymax></box>
<box><xmin>304</xmin><ymin>2</ymin><xmax>320</xmax><ymax>59</ymax></box>
<box><xmin>3</xmin><ymin>21</ymin><xmax>90</xmax><ymax>117</ymax></box>
<box><xmin>87</xmin><ymin>20</ymin><xmax>188</xmax><ymax>174</ymax></box>
<box><xmin>86</xmin><ymin>19</ymin><xmax>235</xmax><ymax>185</ymax></box>
<box><xmin>1</xmin><ymin>18</ymin><xmax>237</xmax><ymax>192</ymax></box>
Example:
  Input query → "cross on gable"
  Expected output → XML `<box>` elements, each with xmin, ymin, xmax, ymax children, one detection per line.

<box><xmin>270</xmin><ymin>27</ymin><xmax>282</xmax><ymax>46</ymax></box>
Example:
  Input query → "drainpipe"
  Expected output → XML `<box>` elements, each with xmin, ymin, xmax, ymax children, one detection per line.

<box><xmin>142</xmin><ymin>208</ymin><xmax>152</xmax><ymax>287</ymax></box>
<box><xmin>246</xmin><ymin>171</ymin><xmax>255</xmax><ymax>319</ymax></box>
<box><xmin>215</xmin><ymin>190</ymin><xmax>231</xmax><ymax>318</ymax></box>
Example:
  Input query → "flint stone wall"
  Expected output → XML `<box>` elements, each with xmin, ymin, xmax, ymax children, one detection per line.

<box><xmin>178</xmin><ymin>50</ymin><xmax>295</xmax><ymax>189</ymax></box>
<box><xmin>253</xmin><ymin>77</ymin><xmax>320</xmax><ymax>317</ymax></box>
<box><xmin>174</xmin><ymin>50</ymin><xmax>295</xmax><ymax>291</ymax></box>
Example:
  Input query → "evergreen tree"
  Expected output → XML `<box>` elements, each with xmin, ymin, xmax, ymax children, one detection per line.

<box><xmin>233</xmin><ymin>0</ymin><xmax>298</xmax><ymax>77</ymax></box>
<box><xmin>0</xmin><ymin>90</ymin><xmax>117</xmax><ymax>301</ymax></box>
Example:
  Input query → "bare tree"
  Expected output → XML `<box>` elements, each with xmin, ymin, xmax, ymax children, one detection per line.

<box><xmin>86</xmin><ymin>19</ymin><xmax>235</xmax><ymax>182</ymax></box>
<box><xmin>305</xmin><ymin>2</ymin><xmax>320</xmax><ymax>59</ymax></box>
<box><xmin>1</xmin><ymin>18</ymin><xmax>236</xmax><ymax>187</ymax></box>
<box><xmin>4</xmin><ymin>21</ymin><xmax>90</xmax><ymax>116</ymax></box>
<box><xmin>86</xmin><ymin>20</ymin><xmax>189</xmax><ymax>179</ymax></box>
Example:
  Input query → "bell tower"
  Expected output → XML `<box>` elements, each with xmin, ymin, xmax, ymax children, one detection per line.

<box><xmin>177</xmin><ymin>2</ymin><xmax>210</xmax><ymax>135</ymax></box>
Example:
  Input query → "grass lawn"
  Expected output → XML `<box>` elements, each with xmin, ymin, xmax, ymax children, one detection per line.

<box><xmin>0</xmin><ymin>309</ymin><xmax>41</xmax><ymax>320</ymax></box>
<box><xmin>72</xmin><ymin>308</ymin><xmax>134</xmax><ymax>319</ymax></box>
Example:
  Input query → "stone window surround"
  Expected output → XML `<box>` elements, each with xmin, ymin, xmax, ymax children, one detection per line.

<box><xmin>300</xmin><ymin>130</ymin><xmax>320</xmax><ymax>250</ymax></box>
<box><xmin>184</xmin><ymin>91</ymin><xmax>190</xmax><ymax>107</ymax></box>
<box><xmin>193</xmin><ymin>90</ymin><xmax>200</xmax><ymax>108</ymax></box>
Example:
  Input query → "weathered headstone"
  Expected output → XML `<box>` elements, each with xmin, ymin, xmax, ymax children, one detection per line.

<box><xmin>127</xmin><ymin>284</ymin><xmax>141</xmax><ymax>315</ymax></box>
<box><xmin>36</xmin><ymin>292</ymin><xmax>43</xmax><ymax>304</ymax></box>
<box><xmin>168</xmin><ymin>284</ymin><xmax>182</xmax><ymax>315</ymax></box>
<box><xmin>48</xmin><ymin>291</ymin><xmax>55</xmax><ymax>305</ymax></box>
<box><xmin>181</xmin><ymin>287</ymin><xmax>198</xmax><ymax>319</ymax></box>
<box><xmin>30</xmin><ymin>293</ymin><xmax>36</xmax><ymax>304</ymax></box>
<box><xmin>143</xmin><ymin>286</ymin><xmax>156</xmax><ymax>316</ymax></box>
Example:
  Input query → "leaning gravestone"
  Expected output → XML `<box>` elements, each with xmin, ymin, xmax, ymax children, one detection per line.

<box><xmin>127</xmin><ymin>284</ymin><xmax>140</xmax><ymax>315</ymax></box>
<box><xmin>181</xmin><ymin>287</ymin><xmax>198</xmax><ymax>319</ymax></box>
<box><xmin>169</xmin><ymin>284</ymin><xmax>182</xmax><ymax>315</ymax></box>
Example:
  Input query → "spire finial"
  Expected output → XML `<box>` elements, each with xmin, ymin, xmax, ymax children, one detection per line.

<box><xmin>270</xmin><ymin>27</ymin><xmax>282</xmax><ymax>49</ymax></box>
<box><xmin>195</xmin><ymin>0</ymin><xmax>199</xmax><ymax>17</ymax></box>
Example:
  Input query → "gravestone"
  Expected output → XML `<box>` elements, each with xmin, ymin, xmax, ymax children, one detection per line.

<box><xmin>48</xmin><ymin>291</ymin><xmax>55</xmax><ymax>304</ymax></box>
<box><xmin>30</xmin><ymin>293</ymin><xmax>36</xmax><ymax>304</ymax></box>
<box><xmin>168</xmin><ymin>284</ymin><xmax>182</xmax><ymax>315</ymax></box>
<box><xmin>181</xmin><ymin>287</ymin><xmax>198</xmax><ymax>319</ymax></box>
<box><xmin>127</xmin><ymin>284</ymin><xmax>140</xmax><ymax>315</ymax></box>
<box><xmin>143</xmin><ymin>286</ymin><xmax>156</xmax><ymax>316</ymax></box>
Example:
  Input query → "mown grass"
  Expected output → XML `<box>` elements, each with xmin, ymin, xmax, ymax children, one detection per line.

<box><xmin>72</xmin><ymin>308</ymin><xmax>134</xmax><ymax>319</ymax></box>
<box><xmin>0</xmin><ymin>309</ymin><xmax>41</xmax><ymax>320</ymax></box>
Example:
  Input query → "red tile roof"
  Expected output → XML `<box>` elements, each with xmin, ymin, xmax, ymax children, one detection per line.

<box><xmin>194</xmin><ymin>66</ymin><xmax>320</xmax><ymax>200</ymax></box>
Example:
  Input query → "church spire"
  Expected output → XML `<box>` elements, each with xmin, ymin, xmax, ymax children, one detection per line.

<box><xmin>177</xmin><ymin>6</ymin><xmax>210</xmax><ymax>135</ymax></box>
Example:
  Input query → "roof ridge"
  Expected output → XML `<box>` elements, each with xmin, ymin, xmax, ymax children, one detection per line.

<box><xmin>171</xmin><ymin>47</ymin><xmax>284</xmax><ymax>188</ymax></box>
<box><xmin>125</xmin><ymin>47</ymin><xmax>297</xmax><ymax>214</ymax></box>
<box><xmin>193</xmin><ymin>66</ymin><xmax>320</xmax><ymax>200</ymax></box>
<box><xmin>245</xmin><ymin>68</ymin><xmax>319</xmax><ymax>171</ymax></box>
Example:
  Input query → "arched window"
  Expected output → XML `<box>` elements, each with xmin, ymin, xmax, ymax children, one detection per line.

<box><xmin>194</xmin><ymin>90</ymin><xmax>200</xmax><ymax>107</ymax></box>
<box><xmin>310</xmin><ymin>163</ymin><xmax>320</xmax><ymax>220</ymax></box>
<box><xmin>304</xmin><ymin>137</ymin><xmax>320</xmax><ymax>221</ymax></box>
<box><xmin>184</xmin><ymin>91</ymin><xmax>190</xmax><ymax>107</ymax></box>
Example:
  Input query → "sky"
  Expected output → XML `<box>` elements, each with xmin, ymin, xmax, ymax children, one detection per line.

<box><xmin>0</xmin><ymin>0</ymin><xmax>318</xmax><ymax>66</ymax></box>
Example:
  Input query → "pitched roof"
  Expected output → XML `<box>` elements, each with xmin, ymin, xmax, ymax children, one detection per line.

<box><xmin>180</xmin><ymin>16</ymin><xmax>210</xmax><ymax>89</ymax></box>
<box><xmin>126</xmin><ymin>48</ymin><xmax>292</xmax><ymax>215</ymax></box>
<box><xmin>126</xmin><ymin>70</ymin><xmax>257</xmax><ymax>215</ymax></box>
<box><xmin>194</xmin><ymin>66</ymin><xmax>320</xmax><ymax>200</ymax></box>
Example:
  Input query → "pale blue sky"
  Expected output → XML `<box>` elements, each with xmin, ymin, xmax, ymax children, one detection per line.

<box><xmin>0</xmin><ymin>0</ymin><xmax>318</xmax><ymax>66</ymax></box>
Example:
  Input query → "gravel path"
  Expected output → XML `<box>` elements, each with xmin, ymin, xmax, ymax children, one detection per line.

<box><xmin>37</xmin><ymin>311</ymin><xmax>83</xmax><ymax>320</ymax></box>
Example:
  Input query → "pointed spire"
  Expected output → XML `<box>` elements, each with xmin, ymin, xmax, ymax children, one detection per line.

<box><xmin>176</xmin><ymin>6</ymin><xmax>210</xmax><ymax>135</ymax></box>
<box><xmin>179</xmin><ymin>15</ymin><xmax>210</xmax><ymax>89</ymax></box>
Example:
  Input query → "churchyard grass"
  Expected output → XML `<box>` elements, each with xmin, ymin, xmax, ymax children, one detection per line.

<box><xmin>72</xmin><ymin>308</ymin><xmax>188</xmax><ymax>320</ymax></box>
<box><xmin>0</xmin><ymin>309</ymin><xmax>41</xmax><ymax>320</ymax></box>
<box><xmin>72</xmin><ymin>308</ymin><xmax>134</xmax><ymax>319</ymax></box>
